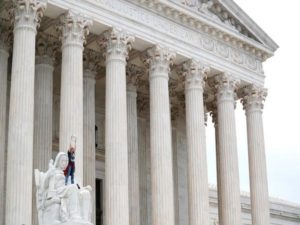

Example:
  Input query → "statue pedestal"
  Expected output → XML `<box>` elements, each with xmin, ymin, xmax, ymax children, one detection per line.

<box><xmin>61</xmin><ymin>221</ymin><xmax>93</xmax><ymax>225</ymax></box>
<box><xmin>35</xmin><ymin>153</ymin><xmax>94</xmax><ymax>225</ymax></box>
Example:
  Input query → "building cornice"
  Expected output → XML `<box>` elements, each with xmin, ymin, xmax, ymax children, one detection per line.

<box><xmin>217</xmin><ymin>0</ymin><xmax>279</xmax><ymax>52</ymax></box>
<box><xmin>132</xmin><ymin>0</ymin><xmax>275</xmax><ymax>61</ymax></box>
<box><xmin>46</xmin><ymin>0</ymin><xmax>267</xmax><ymax>85</ymax></box>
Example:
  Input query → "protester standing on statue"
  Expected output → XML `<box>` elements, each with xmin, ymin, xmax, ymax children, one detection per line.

<box><xmin>64</xmin><ymin>136</ymin><xmax>76</xmax><ymax>185</ymax></box>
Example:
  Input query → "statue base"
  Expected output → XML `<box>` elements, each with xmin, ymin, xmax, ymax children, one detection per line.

<box><xmin>61</xmin><ymin>221</ymin><xmax>93</xmax><ymax>225</ymax></box>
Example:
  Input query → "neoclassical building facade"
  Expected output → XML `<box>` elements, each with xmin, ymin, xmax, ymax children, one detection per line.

<box><xmin>0</xmin><ymin>0</ymin><xmax>299</xmax><ymax>225</ymax></box>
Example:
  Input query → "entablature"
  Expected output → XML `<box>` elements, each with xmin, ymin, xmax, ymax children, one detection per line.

<box><xmin>0</xmin><ymin>0</ymin><xmax>278</xmax><ymax>86</ymax></box>
<box><xmin>41</xmin><ymin>0</ymin><xmax>268</xmax><ymax>86</ymax></box>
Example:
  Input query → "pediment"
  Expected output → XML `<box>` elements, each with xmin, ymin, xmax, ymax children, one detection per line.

<box><xmin>174</xmin><ymin>0</ymin><xmax>278</xmax><ymax>52</ymax></box>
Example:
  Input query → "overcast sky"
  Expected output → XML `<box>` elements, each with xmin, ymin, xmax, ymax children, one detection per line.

<box><xmin>205</xmin><ymin>0</ymin><xmax>300</xmax><ymax>204</ymax></box>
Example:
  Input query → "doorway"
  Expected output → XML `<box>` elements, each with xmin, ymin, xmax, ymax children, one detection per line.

<box><xmin>96</xmin><ymin>179</ymin><xmax>104</xmax><ymax>225</ymax></box>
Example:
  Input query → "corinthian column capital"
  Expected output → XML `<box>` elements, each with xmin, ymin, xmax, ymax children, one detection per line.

<box><xmin>241</xmin><ymin>85</ymin><xmax>267</xmax><ymax>113</ymax></box>
<box><xmin>58</xmin><ymin>10</ymin><xmax>93</xmax><ymax>47</ymax></box>
<box><xmin>36</xmin><ymin>33</ymin><xmax>58</xmax><ymax>65</ymax></box>
<box><xmin>13</xmin><ymin>0</ymin><xmax>47</xmax><ymax>31</ymax></box>
<box><xmin>126</xmin><ymin>63</ymin><xmax>143</xmax><ymax>92</ymax></box>
<box><xmin>98</xmin><ymin>28</ymin><xmax>135</xmax><ymax>61</ymax></box>
<box><xmin>83</xmin><ymin>48</ymin><xmax>101</xmax><ymax>73</ymax></box>
<box><xmin>207</xmin><ymin>101</ymin><xmax>218</xmax><ymax>126</ymax></box>
<box><xmin>215</xmin><ymin>73</ymin><xmax>239</xmax><ymax>104</ymax></box>
<box><xmin>182</xmin><ymin>59</ymin><xmax>209</xmax><ymax>91</ymax></box>
<box><xmin>143</xmin><ymin>45</ymin><xmax>176</xmax><ymax>78</ymax></box>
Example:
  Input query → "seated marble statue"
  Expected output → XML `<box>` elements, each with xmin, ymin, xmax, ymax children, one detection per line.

<box><xmin>34</xmin><ymin>152</ymin><xmax>93</xmax><ymax>225</ymax></box>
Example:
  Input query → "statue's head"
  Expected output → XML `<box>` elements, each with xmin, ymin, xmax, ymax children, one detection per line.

<box><xmin>54</xmin><ymin>152</ymin><xmax>69</xmax><ymax>170</ymax></box>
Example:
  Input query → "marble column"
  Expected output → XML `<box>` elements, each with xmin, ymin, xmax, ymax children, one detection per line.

<box><xmin>58</xmin><ymin>11</ymin><xmax>92</xmax><ymax>185</ymax></box>
<box><xmin>215</xmin><ymin>74</ymin><xmax>241</xmax><ymax>225</ymax></box>
<box><xmin>100</xmin><ymin>28</ymin><xmax>134</xmax><ymax>225</ymax></box>
<box><xmin>210</xmin><ymin>104</ymin><xmax>222</xmax><ymax>225</ymax></box>
<box><xmin>83</xmin><ymin>66</ymin><xmax>96</xmax><ymax>222</ymax></box>
<box><xmin>0</xmin><ymin>28</ymin><xmax>11</xmax><ymax>225</ymax></box>
<box><xmin>5</xmin><ymin>1</ymin><xmax>46</xmax><ymax>224</ymax></box>
<box><xmin>32</xmin><ymin>35</ymin><xmax>55</xmax><ymax>225</ymax></box>
<box><xmin>145</xmin><ymin>45</ymin><xmax>176</xmax><ymax>225</ymax></box>
<box><xmin>127</xmin><ymin>67</ymin><xmax>141</xmax><ymax>225</ymax></box>
<box><xmin>183</xmin><ymin>60</ymin><xmax>209</xmax><ymax>225</ymax></box>
<box><xmin>137</xmin><ymin>116</ymin><xmax>148</xmax><ymax>225</ymax></box>
<box><xmin>242</xmin><ymin>85</ymin><xmax>270</xmax><ymax>225</ymax></box>
<box><xmin>33</xmin><ymin>35</ymin><xmax>55</xmax><ymax>172</ymax></box>
<box><xmin>137</xmin><ymin>94</ymin><xmax>150</xmax><ymax>225</ymax></box>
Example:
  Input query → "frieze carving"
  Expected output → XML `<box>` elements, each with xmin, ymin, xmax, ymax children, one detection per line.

<box><xmin>13</xmin><ymin>0</ymin><xmax>47</xmax><ymax>30</ymax></box>
<box><xmin>246</xmin><ymin>56</ymin><xmax>258</xmax><ymax>71</ymax></box>
<box><xmin>216</xmin><ymin>43</ymin><xmax>229</xmax><ymax>58</ymax></box>
<box><xmin>202</xmin><ymin>37</ymin><xmax>214</xmax><ymax>51</ymax></box>
<box><xmin>91</xmin><ymin>0</ymin><xmax>265</xmax><ymax>76</ymax></box>
<box><xmin>231</xmin><ymin>49</ymin><xmax>244</xmax><ymax>65</ymax></box>
<box><xmin>57</xmin><ymin>10</ymin><xmax>92</xmax><ymax>47</ymax></box>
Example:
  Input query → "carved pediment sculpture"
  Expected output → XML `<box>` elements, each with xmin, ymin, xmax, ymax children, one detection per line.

<box><xmin>34</xmin><ymin>152</ymin><xmax>93</xmax><ymax>225</ymax></box>
<box><xmin>182</xmin><ymin>0</ymin><xmax>200</xmax><ymax>8</ymax></box>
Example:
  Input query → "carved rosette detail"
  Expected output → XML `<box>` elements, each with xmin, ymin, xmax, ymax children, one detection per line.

<box><xmin>98</xmin><ymin>28</ymin><xmax>135</xmax><ymax>62</ymax></box>
<box><xmin>58</xmin><ymin>10</ymin><xmax>93</xmax><ymax>47</ymax></box>
<box><xmin>241</xmin><ymin>85</ymin><xmax>267</xmax><ymax>113</ymax></box>
<box><xmin>13</xmin><ymin>0</ymin><xmax>47</xmax><ymax>31</ymax></box>
<box><xmin>182</xmin><ymin>59</ymin><xmax>209</xmax><ymax>91</ymax></box>
<box><xmin>214</xmin><ymin>73</ymin><xmax>239</xmax><ymax>104</ymax></box>
<box><xmin>143</xmin><ymin>45</ymin><xmax>176</xmax><ymax>79</ymax></box>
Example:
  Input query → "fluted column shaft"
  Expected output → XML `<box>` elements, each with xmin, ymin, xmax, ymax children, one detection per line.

<box><xmin>127</xmin><ymin>82</ymin><xmax>140</xmax><ymax>225</ymax></box>
<box><xmin>102</xmin><ymin>28</ymin><xmax>134</xmax><ymax>225</ymax></box>
<box><xmin>184</xmin><ymin>61</ymin><xmax>209</xmax><ymax>225</ymax></box>
<box><xmin>33</xmin><ymin>56</ymin><xmax>54</xmax><ymax>172</ymax></box>
<box><xmin>210</xmin><ymin>108</ymin><xmax>223</xmax><ymax>225</ymax></box>
<box><xmin>0</xmin><ymin>36</ymin><xmax>10</xmax><ymax>225</ymax></box>
<box><xmin>215</xmin><ymin>74</ymin><xmax>241</xmax><ymax>225</ymax></box>
<box><xmin>145</xmin><ymin>46</ymin><xmax>176</xmax><ymax>225</ymax></box>
<box><xmin>32</xmin><ymin>55</ymin><xmax>54</xmax><ymax>225</ymax></box>
<box><xmin>58</xmin><ymin>11</ymin><xmax>92</xmax><ymax>185</ymax></box>
<box><xmin>5</xmin><ymin>1</ymin><xmax>46</xmax><ymax>224</ymax></box>
<box><xmin>242</xmin><ymin>86</ymin><xmax>270</xmax><ymax>225</ymax></box>
<box><xmin>83</xmin><ymin>69</ymin><xmax>96</xmax><ymax>223</ymax></box>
